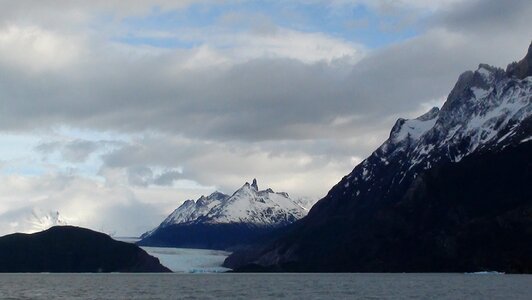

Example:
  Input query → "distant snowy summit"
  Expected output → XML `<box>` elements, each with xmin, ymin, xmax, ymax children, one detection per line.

<box><xmin>0</xmin><ymin>208</ymin><xmax>68</xmax><ymax>236</ymax></box>
<box><xmin>29</xmin><ymin>209</ymin><xmax>68</xmax><ymax>232</ymax></box>
<box><xmin>138</xmin><ymin>179</ymin><xmax>314</xmax><ymax>250</ymax></box>
<box><xmin>156</xmin><ymin>179</ymin><xmax>308</xmax><ymax>227</ymax></box>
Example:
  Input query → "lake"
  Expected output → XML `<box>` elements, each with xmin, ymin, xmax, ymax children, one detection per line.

<box><xmin>0</xmin><ymin>273</ymin><xmax>531</xmax><ymax>299</ymax></box>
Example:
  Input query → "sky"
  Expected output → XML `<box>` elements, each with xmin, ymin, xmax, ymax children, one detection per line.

<box><xmin>0</xmin><ymin>0</ymin><xmax>530</xmax><ymax>236</ymax></box>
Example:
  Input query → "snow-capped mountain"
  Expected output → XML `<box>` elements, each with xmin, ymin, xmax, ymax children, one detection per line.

<box><xmin>334</xmin><ymin>62</ymin><xmax>530</xmax><ymax>208</ymax></box>
<box><xmin>197</xmin><ymin>179</ymin><xmax>307</xmax><ymax>225</ymax></box>
<box><xmin>139</xmin><ymin>179</ymin><xmax>311</xmax><ymax>249</ymax></box>
<box><xmin>152</xmin><ymin>179</ymin><xmax>307</xmax><ymax>230</ymax></box>
<box><xmin>225</xmin><ymin>42</ymin><xmax>532</xmax><ymax>272</ymax></box>
<box><xmin>29</xmin><ymin>209</ymin><xmax>68</xmax><ymax>233</ymax></box>
<box><xmin>307</xmin><ymin>43</ymin><xmax>532</xmax><ymax>222</ymax></box>
<box><xmin>159</xmin><ymin>191</ymin><xmax>230</xmax><ymax>228</ymax></box>
<box><xmin>0</xmin><ymin>208</ymin><xmax>69</xmax><ymax>236</ymax></box>
<box><xmin>292</xmin><ymin>196</ymin><xmax>318</xmax><ymax>213</ymax></box>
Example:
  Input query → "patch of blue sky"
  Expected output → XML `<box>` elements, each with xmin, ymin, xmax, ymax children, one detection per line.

<box><xmin>0</xmin><ymin>127</ymin><xmax>130</xmax><ymax>179</ymax></box>
<box><xmin>52</xmin><ymin>126</ymin><xmax>133</xmax><ymax>144</ymax></box>
<box><xmin>0</xmin><ymin>134</ymin><xmax>52</xmax><ymax>177</ymax></box>
<box><xmin>0</xmin><ymin>144</ymin><xmax>100</xmax><ymax>180</ymax></box>
<box><xmin>39</xmin><ymin>149</ymin><xmax>104</xmax><ymax>180</ymax></box>
<box><xmin>0</xmin><ymin>134</ymin><xmax>40</xmax><ymax>162</ymax></box>
<box><xmin>111</xmin><ymin>1</ymin><xmax>425</xmax><ymax>50</ymax></box>
<box><xmin>1</xmin><ymin>164</ymin><xmax>46</xmax><ymax>177</ymax></box>
<box><xmin>113</xmin><ymin>3</ymin><xmax>228</xmax><ymax>48</ymax></box>
<box><xmin>259</xmin><ymin>2</ymin><xmax>423</xmax><ymax>48</ymax></box>
<box><xmin>115</xmin><ymin>36</ymin><xmax>198</xmax><ymax>48</ymax></box>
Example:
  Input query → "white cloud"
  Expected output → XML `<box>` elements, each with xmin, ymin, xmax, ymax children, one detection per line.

<box><xmin>225</xmin><ymin>28</ymin><xmax>365</xmax><ymax>64</ymax></box>
<box><xmin>0</xmin><ymin>0</ymin><xmax>530</xmax><ymax>237</ymax></box>
<box><xmin>99</xmin><ymin>134</ymin><xmax>357</xmax><ymax>198</ymax></box>
<box><xmin>0</xmin><ymin>171</ymin><xmax>213</xmax><ymax>236</ymax></box>
<box><xmin>0</xmin><ymin>25</ymin><xmax>83</xmax><ymax>72</ymax></box>
<box><xmin>127</xmin><ymin>26</ymin><xmax>366</xmax><ymax>67</ymax></box>
<box><xmin>0</xmin><ymin>130</ymin><xmax>362</xmax><ymax>236</ymax></box>
<box><xmin>324</xmin><ymin>0</ymin><xmax>466</xmax><ymax>11</ymax></box>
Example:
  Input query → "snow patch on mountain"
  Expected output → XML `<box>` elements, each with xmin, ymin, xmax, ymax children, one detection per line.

<box><xmin>392</xmin><ymin>108</ymin><xmax>439</xmax><ymax>142</ymax></box>
<box><xmin>292</xmin><ymin>197</ymin><xmax>318</xmax><ymax>211</ymax></box>
<box><xmin>206</xmin><ymin>180</ymin><xmax>306</xmax><ymax>225</ymax></box>
<box><xmin>160</xmin><ymin>191</ymin><xmax>229</xmax><ymax>228</ymax></box>
<box><xmin>339</xmin><ymin>55</ymin><xmax>531</xmax><ymax>203</ymax></box>
<box><xmin>143</xmin><ymin>179</ymin><xmax>311</xmax><ymax>239</ymax></box>
<box><xmin>224</xmin><ymin>41</ymin><xmax>532</xmax><ymax>272</ymax></box>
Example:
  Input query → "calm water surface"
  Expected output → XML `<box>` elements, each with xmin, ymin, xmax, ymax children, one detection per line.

<box><xmin>0</xmin><ymin>273</ymin><xmax>531</xmax><ymax>299</ymax></box>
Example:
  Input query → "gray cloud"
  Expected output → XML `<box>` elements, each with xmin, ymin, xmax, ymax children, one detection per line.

<box><xmin>127</xmin><ymin>166</ymin><xmax>154</xmax><ymax>187</ymax></box>
<box><xmin>62</xmin><ymin>140</ymin><xmax>99</xmax><ymax>162</ymax></box>
<box><xmin>1</xmin><ymin>31</ymin><xmax>530</xmax><ymax>144</ymax></box>
<box><xmin>97</xmin><ymin>133</ymin><xmax>375</xmax><ymax>197</ymax></box>
<box><xmin>6</xmin><ymin>4</ymin><xmax>532</xmax><ymax>196</ymax></box>
<box><xmin>126</xmin><ymin>165</ymin><xmax>183</xmax><ymax>187</ymax></box>
<box><xmin>35</xmin><ymin>141</ymin><xmax>62</xmax><ymax>155</ymax></box>
<box><xmin>153</xmin><ymin>170</ymin><xmax>184</xmax><ymax>186</ymax></box>
<box><xmin>0</xmin><ymin>54</ymin><xmax>361</xmax><ymax>141</ymax></box>
<box><xmin>0</xmin><ymin>0</ymin><xmax>531</xmax><ymax>235</ymax></box>
<box><xmin>0</xmin><ymin>172</ymin><xmax>170</xmax><ymax>236</ymax></box>
<box><xmin>434</xmin><ymin>0</ymin><xmax>532</xmax><ymax>35</ymax></box>
<box><xmin>35</xmin><ymin>139</ymin><xmax>119</xmax><ymax>163</ymax></box>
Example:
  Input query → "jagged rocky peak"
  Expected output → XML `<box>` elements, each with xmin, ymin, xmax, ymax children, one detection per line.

<box><xmin>251</xmin><ymin>178</ymin><xmax>259</xmax><ymax>190</ymax></box>
<box><xmin>223</xmin><ymin>42</ymin><xmax>532</xmax><ymax>272</ymax></box>
<box><xmin>389</xmin><ymin>107</ymin><xmax>440</xmax><ymax>143</ymax></box>
<box><xmin>240</xmin><ymin>178</ymin><xmax>260</xmax><ymax>193</ymax></box>
<box><xmin>209</xmin><ymin>179</ymin><xmax>307</xmax><ymax>225</ymax></box>
<box><xmin>507</xmin><ymin>40</ymin><xmax>532</xmax><ymax>79</ymax></box>
<box><xmin>197</xmin><ymin>191</ymin><xmax>228</xmax><ymax>205</ymax></box>
<box><xmin>143</xmin><ymin>178</ymin><xmax>311</xmax><ymax>237</ymax></box>
<box><xmin>418</xmin><ymin>107</ymin><xmax>440</xmax><ymax>121</ymax></box>
<box><xmin>139</xmin><ymin>179</ymin><xmax>316</xmax><ymax>249</ymax></box>
<box><xmin>440</xmin><ymin>63</ymin><xmax>506</xmax><ymax>120</ymax></box>
<box><xmin>345</xmin><ymin>43</ymin><xmax>531</xmax><ymax>199</ymax></box>
<box><xmin>155</xmin><ymin>191</ymin><xmax>230</xmax><ymax>229</ymax></box>
<box><xmin>408</xmin><ymin>46</ymin><xmax>532</xmax><ymax>158</ymax></box>
<box><xmin>236</xmin><ymin>178</ymin><xmax>278</xmax><ymax>196</ymax></box>
<box><xmin>182</xmin><ymin>199</ymin><xmax>195</xmax><ymax>206</ymax></box>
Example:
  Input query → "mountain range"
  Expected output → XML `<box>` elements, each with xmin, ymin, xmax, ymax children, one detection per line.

<box><xmin>224</xmin><ymin>41</ymin><xmax>532</xmax><ymax>273</ymax></box>
<box><xmin>138</xmin><ymin>179</ymin><xmax>313</xmax><ymax>250</ymax></box>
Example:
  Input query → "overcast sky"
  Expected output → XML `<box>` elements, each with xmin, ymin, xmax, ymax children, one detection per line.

<box><xmin>0</xmin><ymin>0</ymin><xmax>530</xmax><ymax>236</ymax></box>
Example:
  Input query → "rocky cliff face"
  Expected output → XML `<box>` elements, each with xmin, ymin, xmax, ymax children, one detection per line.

<box><xmin>507</xmin><ymin>42</ymin><xmax>532</xmax><ymax>79</ymax></box>
<box><xmin>224</xmin><ymin>41</ymin><xmax>532</xmax><ymax>273</ymax></box>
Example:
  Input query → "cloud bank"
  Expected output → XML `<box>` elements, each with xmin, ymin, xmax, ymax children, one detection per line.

<box><xmin>0</xmin><ymin>0</ymin><xmax>530</xmax><ymax>235</ymax></box>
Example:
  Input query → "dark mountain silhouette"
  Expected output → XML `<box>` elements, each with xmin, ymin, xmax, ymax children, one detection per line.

<box><xmin>224</xmin><ymin>41</ymin><xmax>532</xmax><ymax>273</ymax></box>
<box><xmin>0</xmin><ymin>226</ymin><xmax>171</xmax><ymax>273</ymax></box>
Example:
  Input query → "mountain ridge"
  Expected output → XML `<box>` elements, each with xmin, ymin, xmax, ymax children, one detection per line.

<box><xmin>224</xmin><ymin>41</ymin><xmax>532</xmax><ymax>273</ymax></box>
<box><xmin>139</xmin><ymin>179</ymin><xmax>313</xmax><ymax>249</ymax></box>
